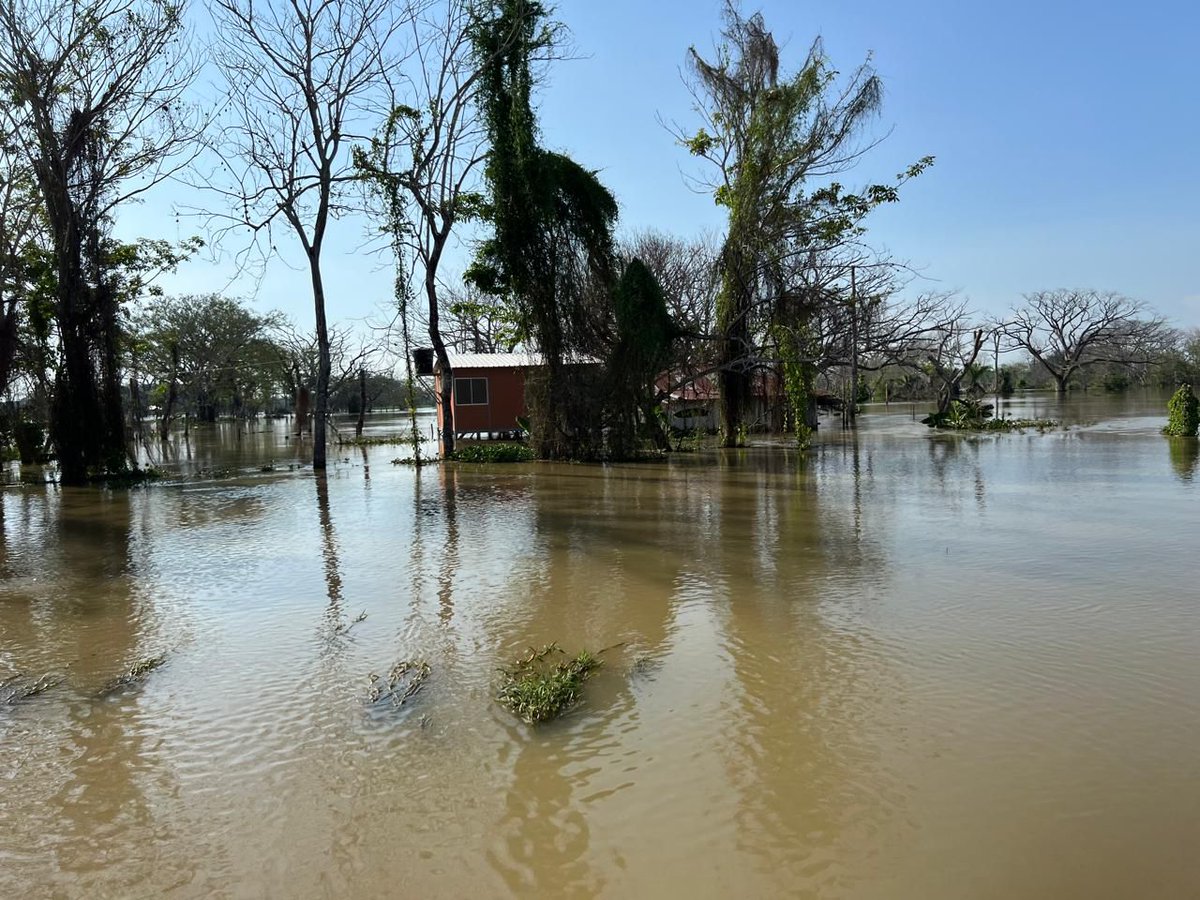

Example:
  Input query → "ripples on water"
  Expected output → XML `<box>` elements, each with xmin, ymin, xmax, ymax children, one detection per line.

<box><xmin>1</xmin><ymin>397</ymin><xmax>1198</xmax><ymax>898</ymax></box>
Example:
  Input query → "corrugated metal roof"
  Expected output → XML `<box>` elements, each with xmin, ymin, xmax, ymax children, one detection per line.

<box><xmin>442</xmin><ymin>352</ymin><xmax>543</xmax><ymax>370</ymax></box>
<box><xmin>437</xmin><ymin>351</ymin><xmax>601</xmax><ymax>371</ymax></box>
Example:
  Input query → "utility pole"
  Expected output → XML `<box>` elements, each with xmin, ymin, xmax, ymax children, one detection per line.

<box><xmin>992</xmin><ymin>329</ymin><xmax>1001</xmax><ymax>409</ymax></box>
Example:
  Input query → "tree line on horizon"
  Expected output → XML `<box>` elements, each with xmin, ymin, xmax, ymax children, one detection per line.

<box><xmin>0</xmin><ymin>0</ymin><xmax>1193</xmax><ymax>480</ymax></box>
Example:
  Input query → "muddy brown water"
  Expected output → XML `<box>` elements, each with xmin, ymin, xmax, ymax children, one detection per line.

<box><xmin>2</xmin><ymin>394</ymin><xmax>1198</xmax><ymax>898</ymax></box>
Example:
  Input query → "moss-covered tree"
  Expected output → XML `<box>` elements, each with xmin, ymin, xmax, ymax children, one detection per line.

<box><xmin>469</xmin><ymin>0</ymin><xmax>620</xmax><ymax>458</ymax></box>
<box><xmin>678</xmin><ymin>2</ymin><xmax>930</xmax><ymax>446</ymax></box>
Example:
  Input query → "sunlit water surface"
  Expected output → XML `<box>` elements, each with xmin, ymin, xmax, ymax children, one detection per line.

<box><xmin>1</xmin><ymin>394</ymin><xmax>1198</xmax><ymax>899</ymax></box>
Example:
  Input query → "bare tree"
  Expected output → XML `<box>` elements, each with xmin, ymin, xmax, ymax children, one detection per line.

<box><xmin>1002</xmin><ymin>289</ymin><xmax>1170</xmax><ymax>394</ymax></box>
<box><xmin>353</xmin><ymin>0</ymin><xmax>493</xmax><ymax>456</ymax></box>
<box><xmin>0</xmin><ymin>0</ymin><xmax>200</xmax><ymax>481</ymax></box>
<box><xmin>923</xmin><ymin>318</ymin><xmax>987</xmax><ymax>415</ymax></box>
<box><xmin>620</xmin><ymin>230</ymin><xmax>720</xmax><ymax>398</ymax></box>
<box><xmin>271</xmin><ymin>319</ymin><xmax>379</xmax><ymax>439</ymax></box>
<box><xmin>205</xmin><ymin>0</ymin><xmax>408</xmax><ymax>470</ymax></box>
<box><xmin>438</xmin><ymin>281</ymin><xmax>522</xmax><ymax>354</ymax></box>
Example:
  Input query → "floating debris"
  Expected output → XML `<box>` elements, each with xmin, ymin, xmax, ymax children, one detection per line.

<box><xmin>3</xmin><ymin>672</ymin><xmax>62</xmax><ymax>705</ymax></box>
<box><xmin>628</xmin><ymin>655</ymin><xmax>662</xmax><ymax>678</ymax></box>
<box><xmin>496</xmin><ymin>644</ymin><xmax>601</xmax><ymax>724</ymax></box>
<box><xmin>98</xmin><ymin>655</ymin><xmax>166</xmax><ymax>697</ymax></box>
<box><xmin>332</xmin><ymin>610</ymin><xmax>368</xmax><ymax>637</ymax></box>
<box><xmin>367</xmin><ymin>660</ymin><xmax>431</xmax><ymax>708</ymax></box>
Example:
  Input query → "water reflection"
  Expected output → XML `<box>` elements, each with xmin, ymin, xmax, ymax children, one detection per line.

<box><xmin>1168</xmin><ymin>437</ymin><xmax>1199</xmax><ymax>483</ymax></box>
<box><xmin>316</xmin><ymin>474</ymin><xmax>344</xmax><ymax>612</ymax></box>
<box><xmin>0</xmin><ymin>488</ymin><xmax>194</xmax><ymax>895</ymax></box>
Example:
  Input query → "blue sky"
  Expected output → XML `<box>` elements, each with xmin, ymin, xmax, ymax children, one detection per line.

<box><xmin>131</xmin><ymin>0</ymin><xmax>1200</xmax><ymax>330</ymax></box>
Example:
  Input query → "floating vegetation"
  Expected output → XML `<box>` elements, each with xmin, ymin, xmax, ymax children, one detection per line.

<box><xmin>496</xmin><ymin>644</ymin><xmax>601</xmax><ymax>724</ymax></box>
<box><xmin>332</xmin><ymin>610</ymin><xmax>368</xmax><ymax>638</ymax></box>
<box><xmin>450</xmin><ymin>443</ymin><xmax>535</xmax><ymax>463</ymax></box>
<box><xmin>628</xmin><ymin>655</ymin><xmax>662</xmax><ymax>678</ymax></box>
<box><xmin>88</xmin><ymin>466</ymin><xmax>164</xmax><ymax>487</ymax></box>
<box><xmin>98</xmin><ymin>655</ymin><xmax>166</xmax><ymax>697</ymax></box>
<box><xmin>3</xmin><ymin>672</ymin><xmax>62</xmax><ymax>705</ymax></box>
<box><xmin>338</xmin><ymin>435</ymin><xmax>411</xmax><ymax>447</ymax></box>
<box><xmin>367</xmin><ymin>660</ymin><xmax>431</xmax><ymax>708</ymax></box>
<box><xmin>923</xmin><ymin>399</ymin><xmax>1057</xmax><ymax>432</ymax></box>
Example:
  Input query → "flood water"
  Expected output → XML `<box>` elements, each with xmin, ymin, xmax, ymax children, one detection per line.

<box><xmin>2</xmin><ymin>393</ymin><xmax>1198</xmax><ymax>899</ymax></box>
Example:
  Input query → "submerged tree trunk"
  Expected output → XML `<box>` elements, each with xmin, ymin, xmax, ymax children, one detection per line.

<box><xmin>311</xmin><ymin>254</ymin><xmax>331</xmax><ymax>470</ymax></box>
<box><xmin>159</xmin><ymin>343</ymin><xmax>179</xmax><ymax>442</ymax></box>
<box><xmin>426</xmin><ymin>247</ymin><xmax>454</xmax><ymax>456</ymax></box>
<box><xmin>355</xmin><ymin>367</ymin><xmax>366</xmax><ymax>438</ymax></box>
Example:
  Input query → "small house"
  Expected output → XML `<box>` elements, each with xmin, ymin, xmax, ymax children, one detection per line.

<box><xmin>432</xmin><ymin>352</ymin><xmax>541</xmax><ymax>442</ymax></box>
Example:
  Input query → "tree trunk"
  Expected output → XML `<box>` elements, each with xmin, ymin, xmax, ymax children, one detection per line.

<box><xmin>355</xmin><ymin>367</ymin><xmax>366</xmax><ymax>438</ymax></box>
<box><xmin>160</xmin><ymin>341</ymin><xmax>179</xmax><ymax>441</ymax></box>
<box><xmin>848</xmin><ymin>265</ymin><xmax>858</xmax><ymax>423</ymax></box>
<box><xmin>425</xmin><ymin>232</ymin><xmax>454</xmax><ymax>456</ymax></box>
<box><xmin>295</xmin><ymin>386</ymin><xmax>310</xmax><ymax>435</ymax></box>
<box><xmin>0</xmin><ymin>297</ymin><xmax>19</xmax><ymax>396</ymax></box>
<box><xmin>311</xmin><ymin>254</ymin><xmax>330</xmax><ymax>470</ymax></box>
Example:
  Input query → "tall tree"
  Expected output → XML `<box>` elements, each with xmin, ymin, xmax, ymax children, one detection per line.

<box><xmin>0</xmin><ymin>0</ymin><xmax>199</xmax><ymax>481</ymax></box>
<box><xmin>354</xmin><ymin>0</ymin><xmax>512</xmax><ymax>457</ymax></box>
<box><xmin>208</xmin><ymin>0</ymin><xmax>406</xmax><ymax>470</ymax></box>
<box><xmin>0</xmin><ymin>140</ymin><xmax>38</xmax><ymax>398</ymax></box>
<box><xmin>470</xmin><ymin>0</ymin><xmax>622</xmax><ymax>458</ymax></box>
<box><xmin>1002</xmin><ymin>289</ymin><xmax>1170</xmax><ymax>393</ymax></box>
<box><xmin>678</xmin><ymin>1</ymin><xmax>930</xmax><ymax>445</ymax></box>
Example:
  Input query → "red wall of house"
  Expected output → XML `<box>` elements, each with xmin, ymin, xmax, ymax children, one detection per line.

<box><xmin>436</xmin><ymin>366</ymin><xmax>527</xmax><ymax>436</ymax></box>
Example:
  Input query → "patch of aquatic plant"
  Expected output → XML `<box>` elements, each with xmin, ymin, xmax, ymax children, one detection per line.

<box><xmin>98</xmin><ymin>655</ymin><xmax>166</xmax><ymax>697</ymax></box>
<box><xmin>2</xmin><ymin>672</ymin><xmax>61</xmax><ymax>705</ymax></box>
<box><xmin>390</xmin><ymin>456</ymin><xmax>441</xmax><ymax>467</ymax></box>
<box><xmin>367</xmin><ymin>660</ymin><xmax>431</xmax><ymax>708</ymax></box>
<box><xmin>337</xmin><ymin>435</ymin><xmax>413</xmax><ymax>447</ymax></box>
<box><xmin>923</xmin><ymin>398</ymin><xmax>1056</xmax><ymax>432</ymax></box>
<box><xmin>88</xmin><ymin>466</ymin><xmax>164</xmax><ymax>487</ymax></box>
<box><xmin>1163</xmin><ymin>384</ymin><xmax>1199</xmax><ymax>437</ymax></box>
<box><xmin>496</xmin><ymin>644</ymin><xmax>601</xmax><ymax>724</ymax></box>
<box><xmin>449</xmin><ymin>443</ymin><xmax>535</xmax><ymax>463</ymax></box>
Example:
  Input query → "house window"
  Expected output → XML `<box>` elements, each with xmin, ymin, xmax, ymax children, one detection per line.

<box><xmin>454</xmin><ymin>377</ymin><xmax>489</xmax><ymax>406</ymax></box>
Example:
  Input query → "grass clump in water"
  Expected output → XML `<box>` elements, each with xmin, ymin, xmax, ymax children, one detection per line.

<box><xmin>497</xmin><ymin>644</ymin><xmax>601</xmax><ymax>724</ymax></box>
<box><xmin>367</xmin><ymin>660</ymin><xmax>431</xmax><ymax>708</ymax></box>
<box><xmin>98</xmin><ymin>655</ymin><xmax>166</xmax><ymax>697</ymax></box>
<box><xmin>450</xmin><ymin>443</ymin><xmax>534</xmax><ymax>463</ymax></box>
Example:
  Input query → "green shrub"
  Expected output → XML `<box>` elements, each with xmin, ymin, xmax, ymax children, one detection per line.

<box><xmin>497</xmin><ymin>644</ymin><xmax>600</xmax><ymax>724</ymax></box>
<box><xmin>450</xmin><ymin>442</ymin><xmax>534</xmax><ymax>463</ymax></box>
<box><xmin>1164</xmin><ymin>384</ymin><xmax>1199</xmax><ymax>437</ymax></box>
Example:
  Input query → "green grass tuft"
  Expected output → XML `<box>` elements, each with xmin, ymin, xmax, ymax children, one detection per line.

<box><xmin>497</xmin><ymin>644</ymin><xmax>601</xmax><ymax>724</ymax></box>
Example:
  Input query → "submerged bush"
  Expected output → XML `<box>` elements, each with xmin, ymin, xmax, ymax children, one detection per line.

<box><xmin>1163</xmin><ymin>384</ymin><xmax>1199</xmax><ymax>437</ymax></box>
<box><xmin>367</xmin><ymin>660</ymin><xmax>430</xmax><ymax>708</ymax></box>
<box><xmin>497</xmin><ymin>644</ymin><xmax>600</xmax><ymax>724</ymax></box>
<box><xmin>923</xmin><ymin>398</ymin><xmax>1055</xmax><ymax>432</ymax></box>
<box><xmin>450</xmin><ymin>443</ymin><xmax>535</xmax><ymax>463</ymax></box>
